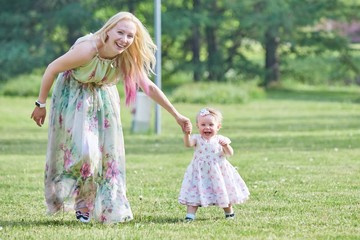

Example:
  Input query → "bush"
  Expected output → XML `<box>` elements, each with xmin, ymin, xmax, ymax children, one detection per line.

<box><xmin>0</xmin><ymin>70</ymin><xmax>43</xmax><ymax>97</ymax></box>
<box><xmin>170</xmin><ymin>81</ymin><xmax>266</xmax><ymax>104</ymax></box>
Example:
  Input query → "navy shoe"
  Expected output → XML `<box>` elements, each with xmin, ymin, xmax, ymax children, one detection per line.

<box><xmin>225</xmin><ymin>213</ymin><xmax>235</xmax><ymax>219</ymax></box>
<box><xmin>76</xmin><ymin>210</ymin><xmax>90</xmax><ymax>223</ymax></box>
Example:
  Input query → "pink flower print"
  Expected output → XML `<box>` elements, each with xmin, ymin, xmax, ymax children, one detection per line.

<box><xmin>101</xmin><ymin>76</ymin><xmax>108</xmax><ymax>82</ymax></box>
<box><xmin>63</xmin><ymin>149</ymin><xmax>73</xmax><ymax>171</ymax></box>
<box><xmin>100</xmin><ymin>214</ymin><xmax>107</xmax><ymax>223</ymax></box>
<box><xmin>88</xmin><ymin>70</ymin><xmax>96</xmax><ymax>80</ymax></box>
<box><xmin>76</xmin><ymin>101</ymin><xmax>82</xmax><ymax>111</ymax></box>
<box><xmin>63</xmin><ymin>70</ymin><xmax>72</xmax><ymax>79</ymax></box>
<box><xmin>106</xmin><ymin>160</ymin><xmax>120</xmax><ymax>184</ymax></box>
<box><xmin>104</xmin><ymin>118</ymin><xmax>110</xmax><ymax>129</ymax></box>
<box><xmin>80</xmin><ymin>162</ymin><xmax>92</xmax><ymax>179</ymax></box>
<box><xmin>59</xmin><ymin>114</ymin><xmax>63</xmax><ymax>126</ymax></box>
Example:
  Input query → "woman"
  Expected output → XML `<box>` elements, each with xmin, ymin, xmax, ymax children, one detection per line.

<box><xmin>31</xmin><ymin>12</ymin><xmax>191</xmax><ymax>224</ymax></box>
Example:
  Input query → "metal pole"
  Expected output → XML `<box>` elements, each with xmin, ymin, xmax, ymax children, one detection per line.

<box><xmin>154</xmin><ymin>0</ymin><xmax>161</xmax><ymax>134</ymax></box>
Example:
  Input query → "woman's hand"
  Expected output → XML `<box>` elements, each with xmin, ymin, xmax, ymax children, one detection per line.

<box><xmin>176</xmin><ymin>114</ymin><xmax>192</xmax><ymax>134</ymax></box>
<box><xmin>31</xmin><ymin>107</ymin><xmax>47</xmax><ymax>127</ymax></box>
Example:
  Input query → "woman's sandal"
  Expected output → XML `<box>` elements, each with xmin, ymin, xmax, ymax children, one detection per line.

<box><xmin>76</xmin><ymin>210</ymin><xmax>90</xmax><ymax>223</ymax></box>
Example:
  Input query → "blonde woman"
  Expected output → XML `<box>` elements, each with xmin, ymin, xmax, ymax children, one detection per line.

<box><xmin>31</xmin><ymin>12</ymin><xmax>191</xmax><ymax>224</ymax></box>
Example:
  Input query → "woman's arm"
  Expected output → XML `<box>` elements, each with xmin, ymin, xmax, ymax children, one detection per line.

<box><xmin>139</xmin><ymin>77</ymin><xmax>191</xmax><ymax>132</ymax></box>
<box><xmin>31</xmin><ymin>41</ymin><xmax>97</xmax><ymax>127</ymax></box>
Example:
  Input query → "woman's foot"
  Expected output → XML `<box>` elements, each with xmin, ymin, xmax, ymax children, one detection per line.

<box><xmin>76</xmin><ymin>210</ymin><xmax>90</xmax><ymax>223</ymax></box>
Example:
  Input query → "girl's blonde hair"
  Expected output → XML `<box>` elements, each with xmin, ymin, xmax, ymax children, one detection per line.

<box><xmin>196</xmin><ymin>107</ymin><xmax>223</xmax><ymax>124</ymax></box>
<box><xmin>94</xmin><ymin>12</ymin><xmax>157</xmax><ymax>105</ymax></box>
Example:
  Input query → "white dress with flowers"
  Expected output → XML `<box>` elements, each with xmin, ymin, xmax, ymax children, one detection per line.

<box><xmin>44</xmin><ymin>35</ymin><xmax>133</xmax><ymax>224</ymax></box>
<box><xmin>178</xmin><ymin>134</ymin><xmax>250</xmax><ymax>208</ymax></box>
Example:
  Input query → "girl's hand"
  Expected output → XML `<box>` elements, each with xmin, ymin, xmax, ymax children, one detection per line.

<box><xmin>183</xmin><ymin>121</ymin><xmax>192</xmax><ymax>135</ymax></box>
<box><xmin>31</xmin><ymin>107</ymin><xmax>47</xmax><ymax>127</ymax></box>
<box><xmin>219</xmin><ymin>138</ymin><xmax>231</xmax><ymax>146</ymax></box>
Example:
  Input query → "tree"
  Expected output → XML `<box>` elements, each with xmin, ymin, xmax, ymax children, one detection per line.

<box><xmin>0</xmin><ymin>0</ymin><xmax>93</xmax><ymax>81</ymax></box>
<box><xmin>232</xmin><ymin>0</ymin><xmax>359</xmax><ymax>87</ymax></box>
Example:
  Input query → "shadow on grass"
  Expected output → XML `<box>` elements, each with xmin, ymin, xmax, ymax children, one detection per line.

<box><xmin>0</xmin><ymin>219</ymin><xmax>80</xmax><ymax>228</ymax></box>
<box><xmin>267</xmin><ymin>88</ymin><xmax>360</xmax><ymax>103</ymax></box>
<box><xmin>0</xmin><ymin>215</ymin><xmax>210</xmax><ymax>228</ymax></box>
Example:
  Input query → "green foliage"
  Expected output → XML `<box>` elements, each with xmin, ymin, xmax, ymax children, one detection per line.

<box><xmin>0</xmin><ymin>0</ymin><xmax>359</xmax><ymax>87</ymax></box>
<box><xmin>281</xmin><ymin>48</ymin><xmax>360</xmax><ymax>85</ymax></box>
<box><xmin>0</xmin><ymin>0</ymin><xmax>94</xmax><ymax>81</ymax></box>
<box><xmin>1</xmin><ymin>92</ymin><xmax>360</xmax><ymax>239</ymax></box>
<box><xmin>0</xmin><ymin>70</ymin><xmax>44</xmax><ymax>97</ymax></box>
<box><xmin>170</xmin><ymin>81</ymin><xmax>266</xmax><ymax>104</ymax></box>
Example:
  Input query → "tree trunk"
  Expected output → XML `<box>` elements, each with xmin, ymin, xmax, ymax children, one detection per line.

<box><xmin>192</xmin><ymin>0</ymin><xmax>201</xmax><ymax>81</ymax></box>
<box><xmin>128</xmin><ymin>0</ymin><xmax>135</xmax><ymax>13</ymax></box>
<box><xmin>205</xmin><ymin>25</ymin><xmax>217</xmax><ymax>81</ymax></box>
<box><xmin>205</xmin><ymin>0</ymin><xmax>225</xmax><ymax>81</ymax></box>
<box><xmin>264</xmin><ymin>27</ymin><xmax>280</xmax><ymax>87</ymax></box>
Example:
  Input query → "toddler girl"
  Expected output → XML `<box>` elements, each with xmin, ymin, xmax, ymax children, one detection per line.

<box><xmin>178</xmin><ymin>107</ymin><xmax>250</xmax><ymax>221</ymax></box>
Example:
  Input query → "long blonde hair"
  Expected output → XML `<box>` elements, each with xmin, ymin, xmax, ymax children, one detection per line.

<box><xmin>93</xmin><ymin>12</ymin><xmax>157</xmax><ymax>105</ymax></box>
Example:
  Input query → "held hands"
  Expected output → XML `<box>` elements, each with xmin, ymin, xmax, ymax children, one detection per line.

<box><xmin>183</xmin><ymin>120</ymin><xmax>192</xmax><ymax>135</ymax></box>
<box><xmin>31</xmin><ymin>107</ymin><xmax>46</xmax><ymax>127</ymax></box>
<box><xmin>176</xmin><ymin>114</ymin><xmax>192</xmax><ymax>134</ymax></box>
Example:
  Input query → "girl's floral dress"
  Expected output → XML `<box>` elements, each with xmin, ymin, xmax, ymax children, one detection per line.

<box><xmin>44</xmin><ymin>35</ymin><xmax>132</xmax><ymax>224</ymax></box>
<box><xmin>178</xmin><ymin>134</ymin><xmax>250</xmax><ymax>208</ymax></box>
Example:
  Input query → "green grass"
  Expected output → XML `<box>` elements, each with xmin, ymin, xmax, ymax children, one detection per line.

<box><xmin>0</xmin><ymin>89</ymin><xmax>359</xmax><ymax>239</ymax></box>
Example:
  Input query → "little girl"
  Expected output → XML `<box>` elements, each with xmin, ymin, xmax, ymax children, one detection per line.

<box><xmin>178</xmin><ymin>107</ymin><xmax>250</xmax><ymax>221</ymax></box>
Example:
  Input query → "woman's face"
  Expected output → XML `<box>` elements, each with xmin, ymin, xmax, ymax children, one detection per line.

<box><xmin>106</xmin><ymin>19</ymin><xmax>136</xmax><ymax>55</ymax></box>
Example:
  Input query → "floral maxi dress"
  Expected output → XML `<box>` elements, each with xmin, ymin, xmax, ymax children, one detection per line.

<box><xmin>44</xmin><ymin>36</ymin><xmax>132</xmax><ymax>224</ymax></box>
<box><xmin>178</xmin><ymin>134</ymin><xmax>250</xmax><ymax>208</ymax></box>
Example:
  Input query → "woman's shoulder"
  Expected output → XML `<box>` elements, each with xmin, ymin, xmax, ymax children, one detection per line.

<box><xmin>70</xmin><ymin>34</ymin><xmax>98</xmax><ymax>56</ymax></box>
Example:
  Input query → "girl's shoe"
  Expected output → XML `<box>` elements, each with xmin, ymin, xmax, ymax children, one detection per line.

<box><xmin>225</xmin><ymin>213</ymin><xmax>235</xmax><ymax>219</ymax></box>
<box><xmin>184</xmin><ymin>217</ymin><xmax>194</xmax><ymax>222</ymax></box>
<box><xmin>76</xmin><ymin>210</ymin><xmax>90</xmax><ymax>223</ymax></box>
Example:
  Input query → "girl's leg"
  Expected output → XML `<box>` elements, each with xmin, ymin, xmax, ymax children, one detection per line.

<box><xmin>185</xmin><ymin>205</ymin><xmax>198</xmax><ymax>221</ymax></box>
<box><xmin>223</xmin><ymin>204</ymin><xmax>235</xmax><ymax>219</ymax></box>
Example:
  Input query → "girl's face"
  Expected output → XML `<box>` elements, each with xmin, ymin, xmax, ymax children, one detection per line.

<box><xmin>106</xmin><ymin>19</ymin><xmax>136</xmax><ymax>55</ymax></box>
<box><xmin>197</xmin><ymin>115</ymin><xmax>221</xmax><ymax>140</ymax></box>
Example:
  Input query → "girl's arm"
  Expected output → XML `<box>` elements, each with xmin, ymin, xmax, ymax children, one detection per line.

<box><xmin>183</xmin><ymin>133</ymin><xmax>196</xmax><ymax>148</ymax></box>
<box><xmin>139</xmin><ymin>77</ymin><xmax>191</xmax><ymax>132</ymax></box>
<box><xmin>219</xmin><ymin>137</ymin><xmax>234</xmax><ymax>157</ymax></box>
<box><xmin>221</xmin><ymin>143</ymin><xmax>234</xmax><ymax>157</ymax></box>
<box><xmin>31</xmin><ymin>41</ymin><xmax>97</xmax><ymax>127</ymax></box>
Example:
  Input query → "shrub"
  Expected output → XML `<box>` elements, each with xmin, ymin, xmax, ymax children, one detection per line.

<box><xmin>170</xmin><ymin>81</ymin><xmax>266</xmax><ymax>104</ymax></box>
<box><xmin>0</xmin><ymin>71</ymin><xmax>43</xmax><ymax>97</ymax></box>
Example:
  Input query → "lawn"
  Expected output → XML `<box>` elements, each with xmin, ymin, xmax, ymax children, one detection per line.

<box><xmin>0</xmin><ymin>90</ymin><xmax>359</xmax><ymax>240</ymax></box>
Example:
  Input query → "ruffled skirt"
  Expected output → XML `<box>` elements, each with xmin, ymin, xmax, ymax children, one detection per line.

<box><xmin>179</xmin><ymin>158</ymin><xmax>250</xmax><ymax>208</ymax></box>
